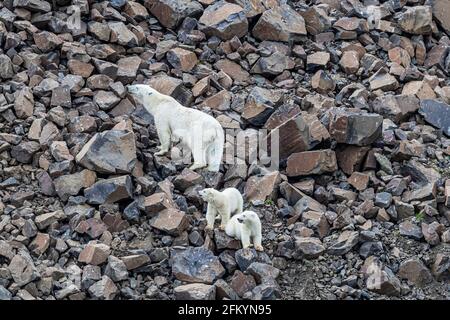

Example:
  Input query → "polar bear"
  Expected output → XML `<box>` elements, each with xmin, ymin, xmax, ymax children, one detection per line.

<box><xmin>127</xmin><ymin>84</ymin><xmax>224</xmax><ymax>172</ymax></box>
<box><xmin>225</xmin><ymin>210</ymin><xmax>263</xmax><ymax>251</ymax></box>
<box><xmin>199</xmin><ymin>187</ymin><xmax>243</xmax><ymax>231</ymax></box>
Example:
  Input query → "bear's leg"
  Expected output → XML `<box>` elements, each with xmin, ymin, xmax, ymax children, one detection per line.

<box><xmin>241</xmin><ymin>228</ymin><xmax>251</xmax><ymax>249</ymax></box>
<box><xmin>219</xmin><ymin>204</ymin><xmax>230</xmax><ymax>231</ymax></box>
<box><xmin>254</xmin><ymin>233</ymin><xmax>264</xmax><ymax>251</ymax></box>
<box><xmin>189</xmin><ymin>143</ymin><xmax>207</xmax><ymax>170</ymax></box>
<box><xmin>206</xmin><ymin>137</ymin><xmax>223</xmax><ymax>172</ymax></box>
<box><xmin>205</xmin><ymin>203</ymin><xmax>216</xmax><ymax>231</ymax></box>
<box><xmin>155</xmin><ymin>126</ymin><xmax>171</xmax><ymax>156</ymax></box>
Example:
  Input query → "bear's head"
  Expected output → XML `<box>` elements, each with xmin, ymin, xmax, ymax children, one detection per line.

<box><xmin>198</xmin><ymin>188</ymin><xmax>216</xmax><ymax>202</ymax></box>
<box><xmin>236</xmin><ymin>211</ymin><xmax>259</xmax><ymax>226</ymax></box>
<box><xmin>127</xmin><ymin>84</ymin><xmax>155</xmax><ymax>105</ymax></box>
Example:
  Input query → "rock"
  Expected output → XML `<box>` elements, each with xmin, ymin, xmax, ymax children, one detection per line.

<box><xmin>432</xmin><ymin>0</ymin><xmax>450</xmax><ymax>34</ymax></box>
<box><xmin>214</xmin><ymin>59</ymin><xmax>250</xmax><ymax>84</ymax></box>
<box><xmin>418</xmin><ymin>100</ymin><xmax>450</xmax><ymax>136</ymax></box>
<box><xmin>0</xmin><ymin>285</ymin><xmax>12</xmax><ymax>300</ymax></box>
<box><xmin>120</xmin><ymin>254</ymin><xmax>150</xmax><ymax>270</ymax></box>
<box><xmin>372</xmin><ymin>94</ymin><xmax>420</xmax><ymax>123</ymax></box>
<box><xmin>84</xmin><ymin>175</ymin><xmax>133</xmax><ymax>205</ymax></box>
<box><xmin>246</xmin><ymin>262</ymin><xmax>280</xmax><ymax>283</ymax></box>
<box><xmin>167</xmin><ymin>47</ymin><xmax>197</xmax><ymax>72</ymax></box>
<box><xmin>150</xmin><ymin>209</ymin><xmax>189</xmax><ymax>236</ymax></box>
<box><xmin>336</xmin><ymin>145</ymin><xmax>370</xmax><ymax>175</ymax></box>
<box><xmin>0</xmin><ymin>54</ymin><xmax>14</xmax><ymax>79</ymax></box>
<box><xmin>145</xmin><ymin>0</ymin><xmax>203</xmax><ymax>29</ymax></box>
<box><xmin>421</xmin><ymin>222</ymin><xmax>441</xmax><ymax>246</ymax></box>
<box><xmin>11</xmin><ymin>141</ymin><xmax>40</xmax><ymax>163</ymax></box>
<box><xmin>364</xmin><ymin>258</ymin><xmax>401</xmax><ymax>297</ymax></box>
<box><xmin>13</xmin><ymin>0</ymin><xmax>51</xmax><ymax>12</ymax></box>
<box><xmin>328</xmin><ymin>231</ymin><xmax>359</xmax><ymax>255</ymax></box>
<box><xmin>201</xmin><ymin>90</ymin><xmax>231</xmax><ymax>111</ymax></box>
<box><xmin>124</xmin><ymin>1</ymin><xmax>149</xmax><ymax>21</ymax></box>
<box><xmin>141</xmin><ymin>193</ymin><xmax>175</xmax><ymax>216</ymax></box>
<box><xmin>173</xmin><ymin>168</ymin><xmax>203</xmax><ymax>191</ymax></box>
<box><xmin>108</xmin><ymin>22</ymin><xmax>138</xmax><ymax>47</ymax></box>
<box><xmin>198</xmin><ymin>1</ymin><xmax>248</xmax><ymax>40</ymax></box>
<box><xmin>93</xmin><ymin>90</ymin><xmax>121</xmax><ymax>110</ymax></box>
<box><xmin>301</xmin><ymin>211</ymin><xmax>329</xmax><ymax>238</ymax></box>
<box><xmin>104</xmin><ymin>256</ymin><xmax>128</xmax><ymax>282</ymax></box>
<box><xmin>8</xmin><ymin>250</ymin><xmax>39</xmax><ymax>286</ymax></box>
<box><xmin>253</xmin><ymin>5</ymin><xmax>306</xmax><ymax>42</ymax></box>
<box><xmin>230</xmin><ymin>270</ymin><xmax>256</xmax><ymax>297</ymax></box>
<box><xmin>171</xmin><ymin>247</ymin><xmax>225</xmax><ymax>284</ymax></box>
<box><xmin>328</xmin><ymin>108</ymin><xmax>383</xmax><ymax>146</ymax></box>
<box><xmin>340</xmin><ymin>51</ymin><xmax>360</xmax><ymax>74</ymax></box>
<box><xmin>307</xmin><ymin>52</ymin><xmax>330</xmax><ymax>70</ymax></box>
<box><xmin>29</xmin><ymin>233</ymin><xmax>50</xmax><ymax>255</ymax></box>
<box><xmin>88</xmin><ymin>275</ymin><xmax>118</xmax><ymax>300</ymax></box>
<box><xmin>33</xmin><ymin>31</ymin><xmax>62</xmax><ymax>53</ymax></box>
<box><xmin>300</xmin><ymin>6</ymin><xmax>331</xmax><ymax>35</ymax></box>
<box><xmin>14</xmin><ymin>87</ymin><xmax>34</xmax><ymax>119</ymax></box>
<box><xmin>35</xmin><ymin>210</ymin><xmax>65</xmax><ymax>230</ymax></box>
<box><xmin>76</xmin><ymin>130</ymin><xmax>137</xmax><ymax>174</ymax></box>
<box><xmin>431</xmin><ymin>253</ymin><xmax>449</xmax><ymax>280</ymax></box>
<box><xmin>398</xmin><ymin>258</ymin><xmax>433</xmax><ymax>287</ymax></box>
<box><xmin>244</xmin><ymin>171</ymin><xmax>281</xmax><ymax>203</ymax></box>
<box><xmin>234</xmin><ymin>247</ymin><xmax>270</xmax><ymax>271</ymax></box>
<box><xmin>399</xmin><ymin>220</ymin><xmax>423</xmax><ymax>240</ymax></box>
<box><xmin>369</xmin><ymin>69</ymin><xmax>399</xmax><ymax>91</ymax></box>
<box><xmin>348</xmin><ymin>172</ymin><xmax>369</xmax><ymax>191</ymax></box>
<box><xmin>214</xmin><ymin>279</ymin><xmax>240</xmax><ymax>300</ymax></box>
<box><xmin>174</xmin><ymin>283</ymin><xmax>216</xmax><ymax>300</ymax></box>
<box><xmin>294</xmin><ymin>237</ymin><xmax>325</xmax><ymax>259</ymax></box>
<box><xmin>117</xmin><ymin>56</ymin><xmax>142</xmax><ymax>84</ymax></box>
<box><xmin>78</xmin><ymin>242</ymin><xmax>111</xmax><ymax>266</ymax></box>
<box><xmin>311</xmin><ymin>70</ymin><xmax>335</xmax><ymax>93</ymax></box>
<box><xmin>242</xmin><ymin>87</ymin><xmax>282</xmax><ymax>126</ymax></box>
<box><xmin>445</xmin><ymin>180</ymin><xmax>450</xmax><ymax>207</ymax></box>
<box><xmin>286</xmin><ymin>149</ymin><xmax>337</xmax><ymax>177</ymax></box>
<box><xmin>374</xmin><ymin>192</ymin><xmax>392</xmax><ymax>209</ymax></box>
<box><xmin>214</xmin><ymin>229</ymin><xmax>241</xmax><ymax>250</ymax></box>
<box><xmin>397</xmin><ymin>6</ymin><xmax>433</xmax><ymax>35</ymax></box>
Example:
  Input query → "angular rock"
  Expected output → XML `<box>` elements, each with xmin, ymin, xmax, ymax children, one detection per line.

<box><xmin>171</xmin><ymin>247</ymin><xmax>225</xmax><ymax>284</ymax></box>
<box><xmin>398</xmin><ymin>258</ymin><xmax>433</xmax><ymax>287</ymax></box>
<box><xmin>419</xmin><ymin>100</ymin><xmax>450</xmax><ymax>136</ymax></box>
<box><xmin>150</xmin><ymin>208</ymin><xmax>189</xmax><ymax>236</ymax></box>
<box><xmin>198</xmin><ymin>1</ymin><xmax>248</xmax><ymax>40</ymax></box>
<box><xmin>84</xmin><ymin>175</ymin><xmax>133</xmax><ymax>205</ymax></box>
<box><xmin>76</xmin><ymin>130</ymin><xmax>137</xmax><ymax>174</ymax></box>
<box><xmin>328</xmin><ymin>231</ymin><xmax>359</xmax><ymax>255</ymax></box>
<box><xmin>253</xmin><ymin>5</ymin><xmax>306</xmax><ymax>42</ymax></box>
<box><xmin>174</xmin><ymin>283</ymin><xmax>216</xmax><ymax>300</ymax></box>
<box><xmin>287</xmin><ymin>149</ymin><xmax>337</xmax><ymax>177</ymax></box>
<box><xmin>78</xmin><ymin>242</ymin><xmax>111</xmax><ymax>266</ymax></box>
<box><xmin>295</xmin><ymin>237</ymin><xmax>325</xmax><ymax>259</ymax></box>
<box><xmin>145</xmin><ymin>0</ymin><xmax>203</xmax><ymax>29</ymax></box>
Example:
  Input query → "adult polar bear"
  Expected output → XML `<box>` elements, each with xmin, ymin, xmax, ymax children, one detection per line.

<box><xmin>128</xmin><ymin>84</ymin><xmax>224</xmax><ymax>172</ymax></box>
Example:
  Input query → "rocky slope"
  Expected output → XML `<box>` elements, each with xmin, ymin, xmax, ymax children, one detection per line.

<box><xmin>0</xmin><ymin>0</ymin><xmax>449</xmax><ymax>300</ymax></box>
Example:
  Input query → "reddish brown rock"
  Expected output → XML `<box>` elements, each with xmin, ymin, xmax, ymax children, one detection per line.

<box><xmin>253</xmin><ymin>5</ymin><xmax>306</xmax><ymax>42</ymax></box>
<box><xmin>198</xmin><ymin>1</ymin><xmax>248</xmax><ymax>40</ymax></box>
<box><xmin>145</xmin><ymin>0</ymin><xmax>203</xmax><ymax>29</ymax></box>
<box><xmin>347</xmin><ymin>172</ymin><xmax>369</xmax><ymax>191</ymax></box>
<box><xmin>340</xmin><ymin>51</ymin><xmax>360</xmax><ymax>74</ymax></box>
<box><xmin>150</xmin><ymin>209</ymin><xmax>189</xmax><ymax>236</ymax></box>
<box><xmin>244</xmin><ymin>171</ymin><xmax>281</xmax><ymax>203</ymax></box>
<box><xmin>166</xmin><ymin>47</ymin><xmax>197</xmax><ymax>72</ymax></box>
<box><xmin>78</xmin><ymin>242</ymin><xmax>111</xmax><ymax>266</ymax></box>
<box><xmin>287</xmin><ymin>150</ymin><xmax>337</xmax><ymax>177</ymax></box>
<box><xmin>142</xmin><ymin>192</ymin><xmax>175</xmax><ymax>216</ymax></box>
<box><xmin>336</xmin><ymin>146</ymin><xmax>370</xmax><ymax>175</ymax></box>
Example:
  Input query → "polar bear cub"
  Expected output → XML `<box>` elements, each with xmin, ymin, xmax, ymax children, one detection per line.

<box><xmin>225</xmin><ymin>210</ymin><xmax>263</xmax><ymax>251</ymax></box>
<box><xmin>199</xmin><ymin>187</ymin><xmax>243</xmax><ymax>231</ymax></box>
<box><xmin>127</xmin><ymin>84</ymin><xmax>224</xmax><ymax>172</ymax></box>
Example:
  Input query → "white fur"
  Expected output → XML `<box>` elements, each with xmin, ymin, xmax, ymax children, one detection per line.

<box><xmin>225</xmin><ymin>210</ymin><xmax>263</xmax><ymax>251</ymax></box>
<box><xmin>199</xmin><ymin>187</ymin><xmax>243</xmax><ymax>231</ymax></box>
<box><xmin>127</xmin><ymin>84</ymin><xmax>224</xmax><ymax>172</ymax></box>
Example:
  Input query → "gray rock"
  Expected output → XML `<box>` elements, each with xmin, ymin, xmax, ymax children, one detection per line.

<box><xmin>171</xmin><ymin>247</ymin><xmax>225</xmax><ymax>284</ymax></box>
<box><xmin>76</xmin><ymin>129</ymin><xmax>137</xmax><ymax>174</ymax></box>
<box><xmin>419</xmin><ymin>99</ymin><xmax>450</xmax><ymax>136</ymax></box>
<box><xmin>84</xmin><ymin>175</ymin><xmax>133</xmax><ymax>205</ymax></box>
<box><xmin>174</xmin><ymin>283</ymin><xmax>216</xmax><ymax>300</ymax></box>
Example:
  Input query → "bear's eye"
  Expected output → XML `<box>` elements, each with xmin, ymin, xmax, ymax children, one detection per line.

<box><xmin>148</xmin><ymin>92</ymin><xmax>152</xmax><ymax>96</ymax></box>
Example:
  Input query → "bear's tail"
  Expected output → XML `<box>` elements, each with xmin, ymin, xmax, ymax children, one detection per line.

<box><xmin>207</xmin><ymin>125</ymin><xmax>224</xmax><ymax>172</ymax></box>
